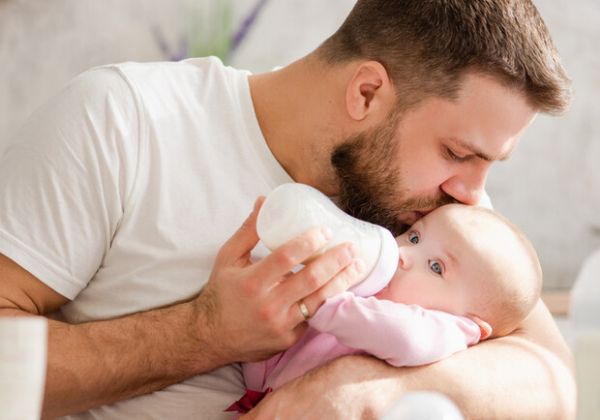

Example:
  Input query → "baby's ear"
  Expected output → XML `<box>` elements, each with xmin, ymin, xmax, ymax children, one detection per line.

<box><xmin>469</xmin><ymin>315</ymin><xmax>492</xmax><ymax>340</ymax></box>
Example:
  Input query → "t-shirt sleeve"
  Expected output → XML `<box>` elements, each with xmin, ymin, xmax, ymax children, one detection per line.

<box><xmin>309</xmin><ymin>292</ymin><xmax>481</xmax><ymax>367</ymax></box>
<box><xmin>479</xmin><ymin>189</ymin><xmax>493</xmax><ymax>209</ymax></box>
<box><xmin>0</xmin><ymin>66</ymin><xmax>141</xmax><ymax>300</ymax></box>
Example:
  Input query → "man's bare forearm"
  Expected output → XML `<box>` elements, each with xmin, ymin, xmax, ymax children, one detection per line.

<box><xmin>343</xmin><ymin>300</ymin><xmax>576</xmax><ymax>419</ymax></box>
<box><xmin>2</xmin><ymin>297</ymin><xmax>222</xmax><ymax>419</ymax></box>
<box><xmin>0</xmin><ymin>208</ymin><xmax>363</xmax><ymax>419</ymax></box>
<box><xmin>249</xmin><ymin>300</ymin><xmax>576</xmax><ymax>419</ymax></box>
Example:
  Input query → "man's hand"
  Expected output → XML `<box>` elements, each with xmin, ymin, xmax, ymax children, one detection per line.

<box><xmin>241</xmin><ymin>355</ymin><xmax>393</xmax><ymax>420</ymax></box>
<box><xmin>0</xmin><ymin>197</ymin><xmax>365</xmax><ymax>418</ymax></box>
<box><xmin>195</xmin><ymin>197</ymin><xmax>365</xmax><ymax>364</ymax></box>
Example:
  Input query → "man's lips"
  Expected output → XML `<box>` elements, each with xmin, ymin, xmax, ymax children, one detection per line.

<box><xmin>413</xmin><ymin>207</ymin><xmax>438</xmax><ymax>220</ymax></box>
<box><xmin>418</xmin><ymin>208</ymin><xmax>436</xmax><ymax>217</ymax></box>
<box><xmin>405</xmin><ymin>208</ymin><xmax>436</xmax><ymax>224</ymax></box>
<box><xmin>396</xmin><ymin>208</ymin><xmax>437</xmax><ymax>233</ymax></box>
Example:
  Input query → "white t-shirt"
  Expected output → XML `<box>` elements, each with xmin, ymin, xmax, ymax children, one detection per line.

<box><xmin>0</xmin><ymin>57</ymin><xmax>293</xmax><ymax>419</ymax></box>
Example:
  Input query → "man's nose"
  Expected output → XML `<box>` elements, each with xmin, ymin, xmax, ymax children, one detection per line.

<box><xmin>440</xmin><ymin>164</ymin><xmax>490</xmax><ymax>206</ymax></box>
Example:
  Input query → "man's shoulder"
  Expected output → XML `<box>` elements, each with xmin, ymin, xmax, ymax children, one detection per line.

<box><xmin>100</xmin><ymin>56</ymin><xmax>242</xmax><ymax>84</ymax></box>
<box><xmin>85</xmin><ymin>57</ymin><xmax>248</xmax><ymax>106</ymax></box>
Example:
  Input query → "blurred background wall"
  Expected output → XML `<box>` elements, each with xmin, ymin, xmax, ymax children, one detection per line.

<box><xmin>0</xmin><ymin>0</ymin><xmax>598</xmax><ymax>293</ymax></box>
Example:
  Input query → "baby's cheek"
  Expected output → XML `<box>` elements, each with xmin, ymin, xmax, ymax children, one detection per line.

<box><xmin>373</xmin><ymin>287</ymin><xmax>388</xmax><ymax>299</ymax></box>
<box><xmin>373</xmin><ymin>281</ymin><xmax>403</xmax><ymax>303</ymax></box>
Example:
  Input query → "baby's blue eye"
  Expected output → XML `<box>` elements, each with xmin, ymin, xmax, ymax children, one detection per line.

<box><xmin>409</xmin><ymin>232</ymin><xmax>419</xmax><ymax>244</ymax></box>
<box><xmin>429</xmin><ymin>260</ymin><xmax>442</xmax><ymax>275</ymax></box>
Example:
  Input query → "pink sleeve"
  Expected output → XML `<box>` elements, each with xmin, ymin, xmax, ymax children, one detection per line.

<box><xmin>308</xmin><ymin>291</ymin><xmax>481</xmax><ymax>367</ymax></box>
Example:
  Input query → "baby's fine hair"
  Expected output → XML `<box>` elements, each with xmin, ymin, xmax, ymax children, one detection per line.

<box><xmin>458</xmin><ymin>205</ymin><xmax>542</xmax><ymax>338</ymax></box>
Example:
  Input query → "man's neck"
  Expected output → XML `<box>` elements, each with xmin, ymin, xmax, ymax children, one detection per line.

<box><xmin>247</xmin><ymin>55</ymin><xmax>352</xmax><ymax>196</ymax></box>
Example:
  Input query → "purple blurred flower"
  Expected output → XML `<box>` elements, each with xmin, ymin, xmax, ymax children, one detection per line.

<box><xmin>153</xmin><ymin>0</ymin><xmax>269</xmax><ymax>63</ymax></box>
<box><xmin>153</xmin><ymin>25</ymin><xmax>188</xmax><ymax>62</ymax></box>
<box><xmin>227</xmin><ymin>0</ymin><xmax>269</xmax><ymax>60</ymax></box>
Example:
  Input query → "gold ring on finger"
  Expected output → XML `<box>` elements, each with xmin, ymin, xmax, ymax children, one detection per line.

<box><xmin>298</xmin><ymin>300</ymin><xmax>310</xmax><ymax>320</ymax></box>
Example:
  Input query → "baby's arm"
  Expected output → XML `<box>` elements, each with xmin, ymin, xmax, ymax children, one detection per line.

<box><xmin>308</xmin><ymin>291</ymin><xmax>481</xmax><ymax>367</ymax></box>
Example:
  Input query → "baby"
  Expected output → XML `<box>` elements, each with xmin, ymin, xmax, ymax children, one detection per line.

<box><xmin>227</xmin><ymin>203</ymin><xmax>542</xmax><ymax>414</ymax></box>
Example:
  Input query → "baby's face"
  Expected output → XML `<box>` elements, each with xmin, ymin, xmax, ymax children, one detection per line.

<box><xmin>374</xmin><ymin>205</ymin><xmax>487</xmax><ymax>316</ymax></box>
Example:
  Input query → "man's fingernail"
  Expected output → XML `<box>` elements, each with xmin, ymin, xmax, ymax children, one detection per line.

<box><xmin>354</xmin><ymin>259</ymin><xmax>366</xmax><ymax>274</ymax></box>
<box><xmin>348</xmin><ymin>243</ymin><xmax>358</xmax><ymax>258</ymax></box>
<box><xmin>321</xmin><ymin>227</ymin><xmax>332</xmax><ymax>241</ymax></box>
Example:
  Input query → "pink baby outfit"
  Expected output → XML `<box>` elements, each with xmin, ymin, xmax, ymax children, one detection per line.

<box><xmin>237</xmin><ymin>291</ymin><xmax>480</xmax><ymax>403</ymax></box>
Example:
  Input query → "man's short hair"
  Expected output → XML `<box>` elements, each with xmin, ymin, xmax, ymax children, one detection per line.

<box><xmin>317</xmin><ymin>0</ymin><xmax>572</xmax><ymax>115</ymax></box>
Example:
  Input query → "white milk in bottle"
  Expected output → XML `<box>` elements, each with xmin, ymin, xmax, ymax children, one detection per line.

<box><xmin>256</xmin><ymin>183</ymin><xmax>399</xmax><ymax>297</ymax></box>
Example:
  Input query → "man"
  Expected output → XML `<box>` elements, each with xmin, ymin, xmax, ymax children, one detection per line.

<box><xmin>0</xmin><ymin>0</ymin><xmax>574</xmax><ymax>418</ymax></box>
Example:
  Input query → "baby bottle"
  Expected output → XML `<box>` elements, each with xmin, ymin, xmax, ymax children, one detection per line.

<box><xmin>256</xmin><ymin>183</ymin><xmax>399</xmax><ymax>297</ymax></box>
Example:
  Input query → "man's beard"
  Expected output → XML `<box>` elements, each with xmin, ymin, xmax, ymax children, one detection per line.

<box><xmin>331</xmin><ymin>113</ymin><xmax>455</xmax><ymax>236</ymax></box>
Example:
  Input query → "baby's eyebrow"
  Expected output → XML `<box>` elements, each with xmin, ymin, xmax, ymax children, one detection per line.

<box><xmin>444</xmin><ymin>249</ymin><xmax>459</xmax><ymax>268</ymax></box>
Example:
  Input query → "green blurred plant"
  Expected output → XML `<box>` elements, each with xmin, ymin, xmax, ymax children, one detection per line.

<box><xmin>154</xmin><ymin>0</ymin><xmax>268</xmax><ymax>64</ymax></box>
<box><xmin>188</xmin><ymin>2</ymin><xmax>233</xmax><ymax>61</ymax></box>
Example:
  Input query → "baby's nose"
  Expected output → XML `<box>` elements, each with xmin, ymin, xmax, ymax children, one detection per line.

<box><xmin>398</xmin><ymin>247</ymin><xmax>412</xmax><ymax>270</ymax></box>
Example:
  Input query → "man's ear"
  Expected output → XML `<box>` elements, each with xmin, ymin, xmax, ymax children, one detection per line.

<box><xmin>470</xmin><ymin>315</ymin><xmax>493</xmax><ymax>340</ymax></box>
<box><xmin>345</xmin><ymin>61</ymin><xmax>394</xmax><ymax>122</ymax></box>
